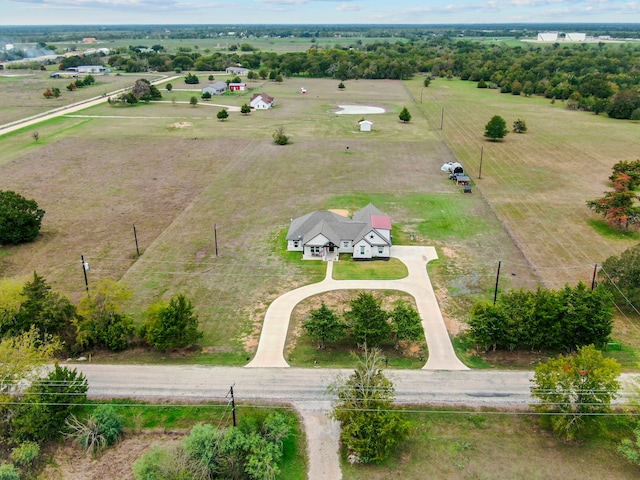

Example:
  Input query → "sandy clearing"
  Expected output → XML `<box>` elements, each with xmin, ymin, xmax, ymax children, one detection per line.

<box><xmin>335</xmin><ymin>104</ymin><xmax>385</xmax><ymax>115</ymax></box>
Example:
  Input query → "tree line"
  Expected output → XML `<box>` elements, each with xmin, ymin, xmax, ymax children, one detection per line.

<box><xmin>0</xmin><ymin>274</ymin><xmax>203</xmax><ymax>355</ymax></box>
<box><xmin>467</xmin><ymin>282</ymin><xmax>614</xmax><ymax>353</ymax></box>
<box><xmin>52</xmin><ymin>38</ymin><xmax>640</xmax><ymax>120</ymax></box>
<box><xmin>302</xmin><ymin>292</ymin><xmax>424</xmax><ymax>351</ymax></box>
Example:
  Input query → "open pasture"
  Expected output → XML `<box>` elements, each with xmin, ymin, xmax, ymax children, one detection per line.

<box><xmin>0</xmin><ymin>71</ymin><xmax>166</xmax><ymax>126</ymax></box>
<box><xmin>0</xmin><ymin>77</ymin><xmax>533</xmax><ymax>362</ymax></box>
<box><xmin>410</xmin><ymin>78</ymin><xmax>640</xmax><ymax>289</ymax></box>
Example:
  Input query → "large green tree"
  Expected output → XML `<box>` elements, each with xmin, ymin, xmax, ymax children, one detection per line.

<box><xmin>12</xmin><ymin>364</ymin><xmax>88</xmax><ymax>442</ymax></box>
<box><xmin>398</xmin><ymin>106</ymin><xmax>411</xmax><ymax>123</ymax></box>
<box><xmin>5</xmin><ymin>273</ymin><xmax>77</xmax><ymax>347</ymax></box>
<box><xmin>144</xmin><ymin>294</ymin><xmax>203</xmax><ymax>351</ymax></box>
<box><xmin>76</xmin><ymin>279</ymin><xmax>135</xmax><ymax>352</ymax></box>
<box><xmin>345</xmin><ymin>292</ymin><xmax>390</xmax><ymax>348</ymax></box>
<box><xmin>599</xmin><ymin>243</ymin><xmax>640</xmax><ymax>313</ymax></box>
<box><xmin>484</xmin><ymin>115</ymin><xmax>508</xmax><ymax>141</ymax></box>
<box><xmin>303</xmin><ymin>302</ymin><xmax>345</xmax><ymax>349</ymax></box>
<box><xmin>0</xmin><ymin>329</ymin><xmax>59</xmax><ymax>439</ymax></box>
<box><xmin>329</xmin><ymin>348</ymin><xmax>408</xmax><ymax>463</ymax></box>
<box><xmin>389</xmin><ymin>300</ymin><xmax>423</xmax><ymax>349</ymax></box>
<box><xmin>0</xmin><ymin>190</ymin><xmax>45</xmax><ymax>245</ymax></box>
<box><xmin>530</xmin><ymin>345</ymin><xmax>621</xmax><ymax>441</ymax></box>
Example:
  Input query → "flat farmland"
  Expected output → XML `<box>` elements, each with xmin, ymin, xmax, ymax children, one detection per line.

<box><xmin>0</xmin><ymin>71</ymin><xmax>168</xmax><ymax>126</ymax></box>
<box><xmin>0</xmin><ymin>77</ymin><xmax>533</xmax><ymax>362</ymax></box>
<box><xmin>409</xmin><ymin>78</ymin><xmax>640</xmax><ymax>289</ymax></box>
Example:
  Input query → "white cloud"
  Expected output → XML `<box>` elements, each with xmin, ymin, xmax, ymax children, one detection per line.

<box><xmin>336</xmin><ymin>3</ymin><xmax>365</xmax><ymax>11</ymax></box>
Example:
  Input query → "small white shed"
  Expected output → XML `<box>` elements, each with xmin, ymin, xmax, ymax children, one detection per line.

<box><xmin>359</xmin><ymin>120</ymin><xmax>373</xmax><ymax>132</ymax></box>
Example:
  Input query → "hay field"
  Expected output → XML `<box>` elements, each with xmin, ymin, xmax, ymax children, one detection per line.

<box><xmin>408</xmin><ymin>78</ymin><xmax>640</xmax><ymax>289</ymax></box>
<box><xmin>0</xmin><ymin>77</ymin><xmax>533</xmax><ymax>361</ymax></box>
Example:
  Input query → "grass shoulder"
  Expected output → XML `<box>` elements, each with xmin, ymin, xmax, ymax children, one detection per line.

<box><xmin>342</xmin><ymin>407</ymin><xmax>639</xmax><ymax>479</ymax></box>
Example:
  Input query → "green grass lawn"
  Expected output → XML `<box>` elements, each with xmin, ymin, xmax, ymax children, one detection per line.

<box><xmin>342</xmin><ymin>409</ymin><xmax>639</xmax><ymax>479</ymax></box>
<box><xmin>332</xmin><ymin>257</ymin><xmax>407</xmax><ymax>280</ymax></box>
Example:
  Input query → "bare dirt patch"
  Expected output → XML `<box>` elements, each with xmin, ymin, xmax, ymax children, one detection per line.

<box><xmin>40</xmin><ymin>432</ymin><xmax>182</xmax><ymax>480</ymax></box>
<box><xmin>167</xmin><ymin>121</ymin><xmax>192</xmax><ymax>129</ymax></box>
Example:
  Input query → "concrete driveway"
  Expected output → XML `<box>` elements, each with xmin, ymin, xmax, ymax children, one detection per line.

<box><xmin>246</xmin><ymin>245</ymin><xmax>468</xmax><ymax>370</ymax></box>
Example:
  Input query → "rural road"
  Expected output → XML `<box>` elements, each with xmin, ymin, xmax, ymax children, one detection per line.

<box><xmin>70</xmin><ymin>364</ymin><xmax>540</xmax><ymax>480</ymax></box>
<box><xmin>0</xmin><ymin>74</ymin><xmax>182</xmax><ymax>136</ymax></box>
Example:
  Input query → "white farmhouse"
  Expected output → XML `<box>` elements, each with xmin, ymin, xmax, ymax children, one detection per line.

<box><xmin>286</xmin><ymin>204</ymin><xmax>391</xmax><ymax>261</ymax></box>
<box><xmin>249</xmin><ymin>93</ymin><xmax>275</xmax><ymax>109</ymax></box>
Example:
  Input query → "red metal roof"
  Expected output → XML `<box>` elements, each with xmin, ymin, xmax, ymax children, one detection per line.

<box><xmin>371</xmin><ymin>215</ymin><xmax>391</xmax><ymax>230</ymax></box>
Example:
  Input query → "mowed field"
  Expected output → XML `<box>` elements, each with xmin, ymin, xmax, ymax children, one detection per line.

<box><xmin>408</xmin><ymin>78</ymin><xmax>640</xmax><ymax>289</ymax></box>
<box><xmin>0</xmin><ymin>76</ymin><xmax>534</xmax><ymax>362</ymax></box>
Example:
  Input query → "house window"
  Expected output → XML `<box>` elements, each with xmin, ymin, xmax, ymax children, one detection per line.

<box><xmin>378</xmin><ymin>247</ymin><xmax>384</xmax><ymax>254</ymax></box>
<box><xmin>310</xmin><ymin>246</ymin><xmax>321</xmax><ymax>255</ymax></box>
<box><xmin>293</xmin><ymin>241</ymin><xmax>299</xmax><ymax>248</ymax></box>
<box><xmin>360</xmin><ymin>246</ymin><xmax>365</xmax><ymax>255</ymax></box>
<box><xmin>343</xmin><ymin>241</ymin><xmax>349</xmax><ymax>248</ymax></box>
<box><xmin>370</xmin><ymin>234</ymin><xmax>374</xmax><ymax>239</ymax></box>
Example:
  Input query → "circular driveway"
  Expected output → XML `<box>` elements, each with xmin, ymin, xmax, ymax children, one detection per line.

<box><xmin>246</xmin><ymin>245</ymin><xmax>468</xmax><ymax>370</ymax></box>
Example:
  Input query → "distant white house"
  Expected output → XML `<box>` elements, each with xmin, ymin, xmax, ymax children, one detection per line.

<box><xmin>228</xmin><ymin>82</ymin><xmax>247</xmax><ymax>92</ymax></box>
<box><xmin>202</xmin><ymin>81</ymin><xmax>228</xmax><ymax>95</ymax></box>
<box><xmin>226</xmin><ymin>66</ymin><xmax>249</xmax><ymax>76</ymax></box>
<box><xmin>537</xmin><ymin>32</ymin><xmax>558</xmax><ymax>42</ymax></box>
<box><xmin>68</xmin><ymin>65</ymin><xmax>110</xmax><ymax>74</ymax></box>
<box><xmin>249</xmin><ymin>93</ymin><xmax>275</xmax><ymax>109</ymax></box>
<box><xmin>359</xmin><ymin>120</ymin><xmax>373</xmax><ymax>132</ymax></box>
<box><xmin>286</xmin><ymin>203</ymin><xmax>392</xmax><ymax>261</ymax></box>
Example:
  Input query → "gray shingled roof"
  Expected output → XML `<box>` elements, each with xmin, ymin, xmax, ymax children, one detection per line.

<box><xmin>287</xmin><ymin>205</ymin><xmax>391</xmax><ymax>247</ymax></box>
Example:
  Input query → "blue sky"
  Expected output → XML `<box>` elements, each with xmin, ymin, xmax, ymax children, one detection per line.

<box><xmin>1</xmin><ymin>0</ymin><xmax>639</xmax><ymax>25</ymax></box>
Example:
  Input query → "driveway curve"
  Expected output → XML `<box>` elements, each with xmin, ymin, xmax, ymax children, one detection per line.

<box><xmin>246</xmin><ymin>246</ymin><xmax>468</xmax><ymax>370</ymax></box>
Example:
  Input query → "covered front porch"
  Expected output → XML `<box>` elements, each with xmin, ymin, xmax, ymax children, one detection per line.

<box><xmin>303</xmin><ymin>242</ymin><xmax>339</xmax><ymax>261</ymax></box>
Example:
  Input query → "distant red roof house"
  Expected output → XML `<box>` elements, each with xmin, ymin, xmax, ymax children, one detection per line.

<box><xmin>82</xmin><ymin>37</ymin><xmax>98</xmax><ymax>43</ymax></box>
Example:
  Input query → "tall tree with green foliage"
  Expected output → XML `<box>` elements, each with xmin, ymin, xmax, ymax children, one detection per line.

<box><xmin>345</xmin><ymin>292</ymin><xmax>390</xmax><ymax>348</ymax></box>
<box><xmin>303</xmin><ymin>302</ymin><xmax>345</xmax><ymax>349</ymax></box>
<box><xmin>7</xmin><ymin>273</ymin><xmax>77</xmax><ymax>346</ymax></box>
<box><xmin>484</xmin><ymin>115</ymin><xmax>508</xmax><ymax>141</ymax></box>
<box><xmin>599</xmin><ymin>243</ymin><xmax>640</xmax><ymax>313</ymax></box>
<box><xmin>389</xmin><ymin>300</ymin><xmax>424</xmax><ymax>348</ymax></box>
<box><xmin>76</xmin><ymin>279</ymin><xmax>135</xmax><ymax>352</ymax></box>
<box><xmin>144</xmin><ymin>294</ymin><xmax>203</xmax><ymax>351</ymax></box>
<box><xmin>329</xmin><ymin>348</ymin><xmax>408</xmax><ymax>463</ymax></box>
<box><xmin>530</xmin><ymin>345</ymin><xmax>621</xmax><ymax>441</ymax></box>
<box><xmin>398</xmin><ymin>106</ymin><xmax>411</xmax><ymax>123</ymax></box>
<box><xmin>240</xmin><ymin>103</ymin><xmax>251</xmax><ymax>115</ymax></box>
<box><xmin>217</xmin><ymin>108</ymin><xmax>229</xmax><ymax>120</ymax></box>
<box><xmin>12</xmin><ymin>364</ymin><xmax>88</xmax><ymax>442</ymax></box>
<box><xmin>0</xmin><ymin>190</ymin><xmax>45</xmax><ymax>245</ymax></box>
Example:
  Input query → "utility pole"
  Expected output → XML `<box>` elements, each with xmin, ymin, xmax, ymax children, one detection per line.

<box><xmin>440</xmin><ymin>107</ymin><xmax>444</xmax><ymax>130</ymax></box>
<box><xmin>228</xmin><ymin>384</ymin><xmax>237</xmax><ymax>427</ymax></box>
<box><xmin>493</xmin><ymin>260</ymin><xmax>502</xmax><ymax>305</ymax></box>
<box><xmin>81</xmin><ymin>255</ymin><xmax>89</xmax><ymax>295</ymax></box>
<box><xmin>478</xmin><ymin>146</ymin><xmax>484</xmax><ymax>179</ymax></box>
<box><xmin>214</xmin><ymin>224</ymin><xmax>219</xmax><ymax>257</ymax></box>
<box><xmin>591</xmin><ymin>264</ymin><xmax>598</xmax><ymax>290</ymax></box>
<box><xmin>133</xmin><ymin>224</ymin><xmax>140</xmax><ymax>257</ymax></box>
